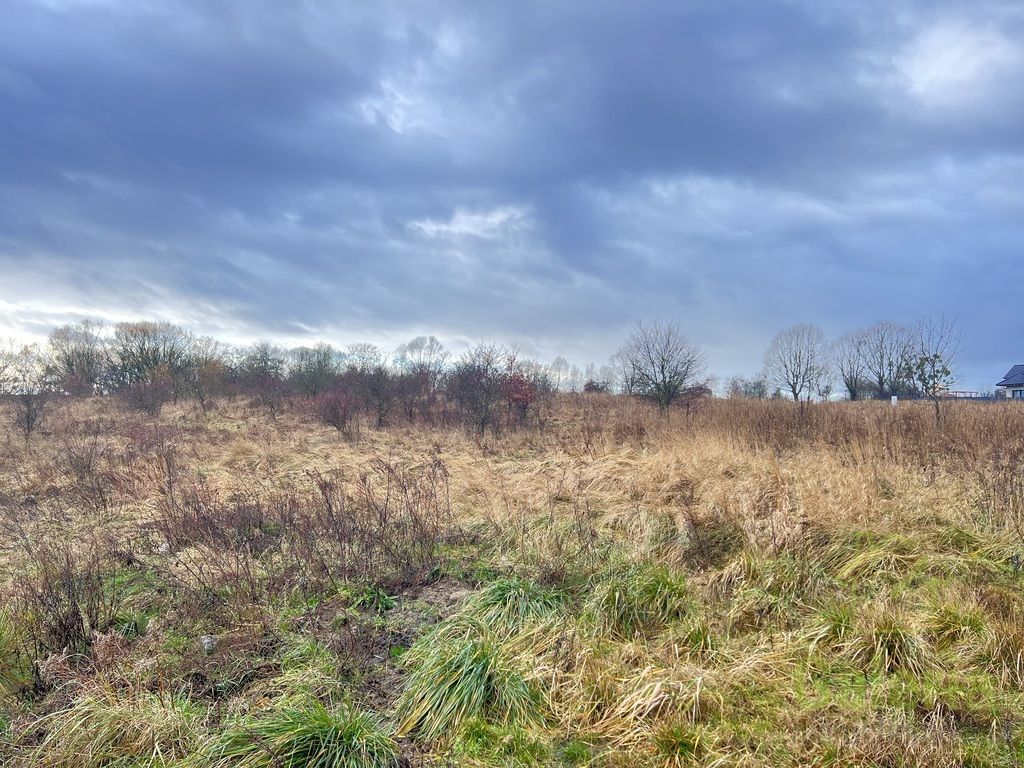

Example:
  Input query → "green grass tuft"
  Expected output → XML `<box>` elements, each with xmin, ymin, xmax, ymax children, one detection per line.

<box><xmin>466</xmin><ymin>577</ymin><xmax>567</xmax><ymax>632</ymax></box>
<box><xmin>396</xmin><ymin>615</ymin><xmax>541</xmax><ymax>741</ymax></box>
<box><xmin>204</xmin><ymin>700</ymin><xmax>398</xmax><ymax>768</ymax></box>
<box><xmin>585</xmin><ymin>562</ymin><xmax>690</xmax><ymax>639</ymax></box>
<box><xmin>652</xmin><ymin>720</ymin><xmax>723</xmax><ymax>768</ymax></box>
<box><xmin>844</xmin><ymin>605</ymin><xmax>934</xmax><ymax>677</ymax></box>
<box><xmin>0</xmin><ymin>611</ymin><xmax>28</xmax><ymax>695</ymax></box>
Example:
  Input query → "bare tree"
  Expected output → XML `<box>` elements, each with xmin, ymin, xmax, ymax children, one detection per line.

<box><xmin>617</xmin><ymin>321</ymin><xmax>706</xmax><ymax>410</ymax></box>
<box><xmin>237</xmin><ymin>341</ymin><xmax>288</xmax><ymax>418</ymax></box>
<box><xmin>345</xmin><ymin>342</ymin><xmax>384</xmax><ymax>372</ymax></box>
<box><xmin>394</xmin><ymin>336</ymin><xmax>449</xmax><ymax>383</ymax></box>
<box><xmin>861</xmin><ymin>321</ymin><xmax>914</xmax><ymax>399</ymax></box>
<box><xmin>912</xmin><ymin>316</ymin><xmax>962</xmax><ymax>424</ymax></box>
<box><xmin>763</xmin><ymin>323</ymin><xmax>830</xmax><ymax>403</ymax></box>
<box><xmin>832</xmin><ymin>330</ymin><xmax>870</xmax><ymax>401</ymax></box>
<box><xmin>108</xmin><ymin>321</ymin><xmax>194</xmax><ymax>401</ymax></box>
<box><xmin>9</xmin><ymin>344</ymin><xmax>55</xmax><ymax>440</ymax></box>
<box><xmin>48</xmin><ymin>320</ymin><xmax>107</xmax><ymax>395</ymax></box>
<box><xmin>725</xmin><ymin>375</ymin><xmax>768</xmax><ymax>399</ymax></box>
<box><xmin>187</xmin><ymin>336</ymin><xmax>229</xmax><ymax>411</ymax></box>
<box><xmin>447</xmin><ymin>343</ymin><xmax>506</xmax><ymax>435</ymax></box>
<box><xmin>390</xmin><ymin>337</ymin><xmax>447</xmax><ymax>423</ymax></box>
<box><xmin>290</xmin><ymin>343</ymin><xmax>341</xmax><ymax>397</ymax></box>
<box><xmin>0</xmin><ymin>339</ymin><xmax>14</xmax><ymax>395</ymax></box>
<box><xmin>548</xmin><ymin>356</ymin><xmax>571</xmax><ymax>392</ymax></box>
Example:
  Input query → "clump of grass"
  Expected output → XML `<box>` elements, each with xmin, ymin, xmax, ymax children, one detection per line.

<box><xmin>651</xmin><ymin>720</ymin><xmax>723</xmax><ymax>768</ymax></box>
<box><xmin>396</xmin><ymin>616</ymin><xmax>541</xmax><ymax>741</ymax></box>
<box><xmin>453</xmin><ymin>718</ymin><xmax>552</xmax><ymax>764</ymax></box>
<box><xmin>803</xmin><ymin>601</ymin><xmax>856</xmax><ymax>652</ymax></box>
<box><xmin>31</xmin><ymin>686</ymin><xmax>205</xmax><ymax>768</ymax></box>
<box><xmin>559</xmin><ymin>738</ymin><xmax>594</xmax><ymax>765</ymax></box>
<box><xmin>585</xmin><ymin>562</ymin><xmax>689</xmax><ymax>638</ymax></box>
<box><xmin>205</xmin><ymin>700</ymin><xmax>398</xmax><ymax>768</ymax></box>
<box><xmin>608</xmin><ymin>669</ymin><xmax>719</xmax><ymax>736</ymax></box>
<box><xmin>666</xmin><ymin>616</ymin><xmax>718</xmax><ymax>661</ymax></box>
<box><xmin>251</xmin><ymin>637</ymin><xmax>347</xmax><ymax>705</ymax></box>
<box><xmin>814</xmin><ymin>710</ymin><xmax>965</xmax><ymax>768</ymax></box>
<box><xmin>466</xmin><ymin>577</ymin><xmax>567</xmax><ymax>632</ymax></box>
<box><xmin>925</xmin><ymin>601</ymin><xmax>986</xmax><ymax>649</ymax></box>
<box><xmin>823</xmin><ymin>532</ymin><xmax>921</xmax><ymax>584</ymax></box>
<box><xmin>979</xmin><ymin>618</ymin><xmax>1024</xmax><ymax>687</ymax></box>
<box><xmin>843</xmin><ymin>605</ymin><xmax>934</xmax><ymax>676</ymax></box>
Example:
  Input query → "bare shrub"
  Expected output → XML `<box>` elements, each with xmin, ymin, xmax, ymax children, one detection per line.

<box><xmin>150</xmin><ymin>459</ymin><xmax>453</xmax><ymax>599</ymax></box>
<box><xmin>447</xmin><ymin>343</ymin><xmax>506</xmax><ymax>435</ymax></box>
<box><xmin>8</xmin><ymin>344</ymin><xmax>56</xmax><ymax>440</ymax></box>
<box><xmin>118</xmin><ymin>373</ymin><xmax>173</xmax><ymax>416</ymax></box>
<box><xmin>9</xmin><ymin>537</ymin><xmax>128</xmax><ymax>666</ymax></box>
<box><xmin>311</xmin><ymin>389</ymin><xmax>358</xmax><ymax>435</ymax></box>
<box><xmin>54</xmin><ymin>426</ymin><xmax>123</xmax><ymax>521</ymax></box>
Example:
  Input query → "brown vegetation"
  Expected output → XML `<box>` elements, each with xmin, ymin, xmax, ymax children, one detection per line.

<box><xmin>1</xmin><ymin>393</ymin><xmax>1023</xmax><ymax>766</ymax></box>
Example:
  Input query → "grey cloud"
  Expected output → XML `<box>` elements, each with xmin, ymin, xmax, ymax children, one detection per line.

<box><xmin>1</xmin><ymin>0</ymin><xmax>1023</xmax><ymax>387</ymax></box>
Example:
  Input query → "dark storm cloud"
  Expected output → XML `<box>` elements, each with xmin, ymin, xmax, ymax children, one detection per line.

<box><xmin>2</xmin><ymin>0</ymin><xmax>1023</xmax><ymax>386</ymax></box>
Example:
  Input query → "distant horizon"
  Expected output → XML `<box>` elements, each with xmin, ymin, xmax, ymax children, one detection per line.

<box><xmin>3</xmin><ymin>1</ymin><xmax>1023</xmax><ymax>394</ymax></box>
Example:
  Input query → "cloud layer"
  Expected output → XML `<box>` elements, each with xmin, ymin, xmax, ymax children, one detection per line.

<box><xmin>2</xmin><ymin>0</ymin><xmax>1023</xmax><ymax>387</ymax></box>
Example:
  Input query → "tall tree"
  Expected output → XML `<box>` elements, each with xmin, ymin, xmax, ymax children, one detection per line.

<box><xmin>108</xmin><ymin>321</ymin><xmax>193</xmax><ymax>398</ymax></box>
<box><xmin>394</xmin><ymin>336</ymin><xmax>449</xmax><ymax>393</ymax></box>
<box><xmin>48</xmin><ymin>320</ymin><xmax>107</xmax><ymax>395</ymax></box>
<box><xmin>763</xmin><ymin>323</ymin><xmax>830</xmax><ymax>403</ymax></box>
<box><xmin>912</xmin><ymin>316</ymin><xmax>962</xmax><ymax>424</ymax></box>
<box><xmin>861</xmin><ymin>321</ymin><xmax>915</xmax><ymax>399</ymax></box>
<box><xmin>832</xmin><ymin>330</ymin><xmax>869</xmax><ymax>401</ymax></box>
<box><xmin>290</xmin><ymin>343</ymin><xmax>341</xmax><ymax>396</ymax></box>
<box><xmin>237</xmin><ymin>342</ymin><xmax>289</xmax><ymax>418</ymax></box>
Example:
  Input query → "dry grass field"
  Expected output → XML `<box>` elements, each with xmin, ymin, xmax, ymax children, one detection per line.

<box><xmin>2</xmin><ymin>395</ymin><xmax>1024</xmax><ymax>766</ymax></box>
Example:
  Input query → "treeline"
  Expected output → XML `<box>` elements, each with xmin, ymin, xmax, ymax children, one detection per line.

<box><xmin>0</xmin><ymin>315</ymin><xmax>973</xmax><ymax>439</ymax></box>
<box><xmin>0</xmin><ymin>320</ymin><xmax>621</xmax><ymax>438</ymax></box>
<box><xmin>730</xmin><ymin>317</ymin><xmax>965</xmax><ymax>422</ymax></box>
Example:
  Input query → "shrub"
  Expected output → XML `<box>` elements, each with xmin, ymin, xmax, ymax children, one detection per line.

<box><xmin>118</xmin><ymin>368</ymin><xmax>175</xmax><ymax>416</ymax></box>
<box><xmin>152</xmin><ymin>460</ymin><xmax>452</xmax><ymax>598</ymax></box>
<box><xmin>11</xmin><ymin>538</ymin><xmax>127</xmax><ymax>662</ymax></box>
<box><xmin>312</xmin><ymin>390</ymin><xmax>357</xmax><ymax>434</ymax></box>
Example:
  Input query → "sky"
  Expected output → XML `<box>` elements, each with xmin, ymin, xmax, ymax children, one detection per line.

<box><xmin>1</xmin><ymin>0</ymin><xmax>1023</xmax><ymax>390</ymax></box>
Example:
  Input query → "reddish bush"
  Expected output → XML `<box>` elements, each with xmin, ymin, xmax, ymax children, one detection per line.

<box><xmin>503</xmin><ymin>371</ymin><xmax>537</xmax><ymax>420</ymax></box>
